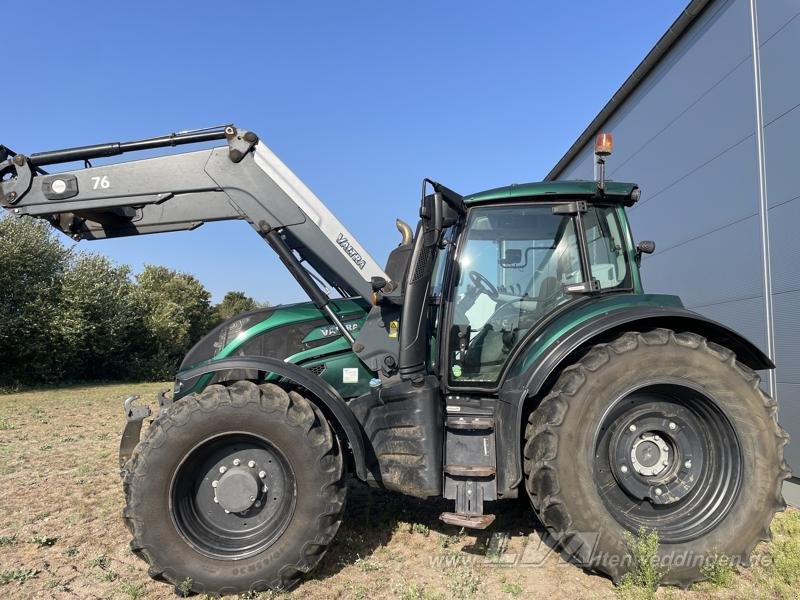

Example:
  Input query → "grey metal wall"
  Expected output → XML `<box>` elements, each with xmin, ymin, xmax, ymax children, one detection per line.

<box><xmin>553</xmin><ymin>0</ymin><xmax>800</xmax><ymax>470</ymax></box>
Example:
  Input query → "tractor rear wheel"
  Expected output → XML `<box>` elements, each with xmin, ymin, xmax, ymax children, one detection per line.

<box><xmin>523</xmin><ymin>329</ymin><xmax>789</xmax><ymax>587</ymax></box>
<box><xmin>122</xmin><ymin>381</ymin><xmax>346</xmax><ymax>596</ymax></box>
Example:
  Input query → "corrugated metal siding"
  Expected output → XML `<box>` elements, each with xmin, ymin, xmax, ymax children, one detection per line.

<box><xmin>554</xmin><ymin>0</ymin><xmax>800</xmax><ymax>470</ymax></box>
<box><xmin>759</xmin><ymin>0</ymin><xmax>800</xmax><ymax>470</ymax></box>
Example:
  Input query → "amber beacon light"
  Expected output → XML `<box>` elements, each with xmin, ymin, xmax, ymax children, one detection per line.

<box><xmin>595</xmin><ymin>132</ymin><xmax>614</xmax><ymax>157</ymax></box>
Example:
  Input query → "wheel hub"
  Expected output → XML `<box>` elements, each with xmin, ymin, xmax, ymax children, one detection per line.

<box><xmin>215</xmin><ymin>467</ymin><xmax>261</xmax><ymax>514</ymax></box>
<box><xmin>630</xmin><ymin>433</ymin><xmax>670</xmax><ymax>476</ymax></box>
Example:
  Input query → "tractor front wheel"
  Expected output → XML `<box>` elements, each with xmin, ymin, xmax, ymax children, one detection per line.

<box><xmin>523</xmin><ymin>329</ymin><xmax>789</xmax><ymax>587</ymax></box>
<box><xmin>122</xmin><ymin>381</ymin><xmax>346</xmax><ymax>596</ymax></box>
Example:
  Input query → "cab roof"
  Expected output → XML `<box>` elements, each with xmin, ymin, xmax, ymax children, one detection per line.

<box><xmin>464</xmin><ymin>180</ymin><xmax>639</xmax><ymax>206</ymax></box>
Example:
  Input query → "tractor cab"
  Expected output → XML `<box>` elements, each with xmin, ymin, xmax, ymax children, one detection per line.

<box><xmin>441</xmin><ymin>182</ymin><xmax>639</xmax><ymax>386</ymax></box>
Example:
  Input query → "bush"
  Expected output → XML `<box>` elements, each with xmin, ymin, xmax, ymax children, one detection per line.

<box><xmin>57</xmin><ymin>254</ymin><xmax>146</xmax><ymax>380</ymax></box>
<box><xmin>0</xmin><ymin>215</ymin><xmax>260</xmax><ymax>385</ymax></box>
<box><xmin>0</xmin><ymin>216</ymin><xmax>70</xmax><ymax>384</ymax></box>
<box><xmin>134</xmin><ymin>265</ymin><xmax>214</xmax><ymax>379</ymax></box>
<box><xmin>212</xmin><ymin>290</ymin><xmax>264</xmax><ymax>322</ymax></box>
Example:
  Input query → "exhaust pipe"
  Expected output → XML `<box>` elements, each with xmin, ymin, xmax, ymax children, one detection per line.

<box><xmin>396</xmin><ymin>219</ymin><xmax>413</xmax><ymax>246</ymax></box>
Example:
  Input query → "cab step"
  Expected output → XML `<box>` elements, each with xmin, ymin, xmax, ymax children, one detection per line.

<box><xmin>441</xmin><ymin>399</ymin><xmax>498</xmax><ymax>529</ymax></box>
<box><xmin>439</xmin><ymin>512</ymin><xmax>496</xmax><ymax>530</ymax></box>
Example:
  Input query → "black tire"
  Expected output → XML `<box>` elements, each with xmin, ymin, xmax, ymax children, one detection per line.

<box><xmin>523</xmin><ymin>328</ymin><xmax>790</xmax><ymax>587</ymax></box>
<box><xmin>122</xmin><ymin>380</ymin><xmax>346</xmax><ymax>596</ymax></box>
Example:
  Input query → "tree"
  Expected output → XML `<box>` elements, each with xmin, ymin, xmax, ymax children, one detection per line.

<box><xmin>212</xmin><ymin>291</ymin><xmax>265</xmax><ymax>323</ymax></box>
<box><xmin>0</xmin><ymin>215</ymin><xmax>70</xmax><ymax>385</ymax></box>
<box><xmin>135</xmin><ymin>265</ymin><xmax>214</xmax><ymax>378</ymax></box>
<box><xmin>57</xmin><ymin>253</ymin><xmax>146</xmax><ymax>381</ymax></box>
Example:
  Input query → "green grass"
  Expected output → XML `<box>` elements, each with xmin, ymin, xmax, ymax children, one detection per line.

<box><xmin>438</xmin><ymin>527</ymin><xmax>466</xmax><ymax>549</ymax></box>
<box><xmin>411</xmin><ymin>522</ymin><xmax>430</xmax><ymax>536</ymax></box>
<box><xmin>0</xmin><ymin>569</ymin><xmax>39</xmax><ymax>586</ymax></box>
<box><xmin>89</xmin><ymin>554</ymin><xmax>110</xmax><ymax>570</ymax></box>
<box><xmin>397</xmin><ymin>582</ymin><xmax>444</xmax><ymax>600</ymax></box>
<box><xmin>447</xmin><ymin>565</ymin><xmax>482</xmax><ymax>598</ymax></box>
<box><xmin>29</xmin><ymin>534</ymin><xmax>57</xmax><ymax>547</ymax></box>
<box><xmin>699</xmin><ymin>552</ymin><xmax>736</xmax><ymax>588</ymax></box>
<box><xmin>100</xmin><ymin>570</ymin><xmax>119</xmax><ymax>582</ymax></box>
<box><xmin>764</xmin><ymin>510</ymin><xmax>800</xmax><ymax>599</ymax></box>
<box><xmin>500</xmin><ymin>579</ymin><xmax>523</xmax><ymax>597</ymax></box>
<box><xmin>120</xmin><ymin>580</ymin><xmax>145</xmax><ymax>599</ymax></box>
<box><xmin>617</xmin><ymin>527</ymin><xmax>664</xmax><ymax>600</ymax></box>
<box><xmin>354</xmin><ymin>556</ymin><xmax>380</xmax><ymax>572</ymax></box>
<box><xmin>177</xmin><ymin>577</ymin><xmax>193</xmax><ymax>597</ymax></box>
<box><xmin>0</xmin><ymin>416</ymin><xmax>11</xmax><ymax>430</ymax></box>
<box><xmin>0</xmin><ymin>534</ymin><xmax>16</xmax><ymax>547</ymax></box>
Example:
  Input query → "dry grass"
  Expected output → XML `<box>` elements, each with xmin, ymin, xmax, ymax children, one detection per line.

<box><xmin>0</xmin><ymin>382</ymin><xmax>796</xmax><ymax>599</ymax></box>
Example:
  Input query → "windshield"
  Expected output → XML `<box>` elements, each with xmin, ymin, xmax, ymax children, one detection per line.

<box><xmin>448</xmin><ymin>203</ymin><xmax>629</xmax><ymax>384</ymax></box>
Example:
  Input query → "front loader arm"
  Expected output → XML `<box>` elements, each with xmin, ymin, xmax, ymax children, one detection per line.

<box><xmin>0</xmin><ymin>125</ymin><xmax>388</xmax><ymax>303</ymax></box>
<box><xmin>4</xmin><ymin>148</ymin><xmax>246</xmax><ymax>239</ymax></box>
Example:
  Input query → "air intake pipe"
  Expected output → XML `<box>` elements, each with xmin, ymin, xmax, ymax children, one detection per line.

<box><xmin>396</xmin><ymin>219</ymin><xmax>413</xmax><ymax>246</ymax></box>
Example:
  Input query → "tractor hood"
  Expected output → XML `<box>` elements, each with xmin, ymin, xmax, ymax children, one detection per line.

<box><xmin>179</xmin><ymin>298</ymin><xmax>369</xmax><ymax>374</ymax></box>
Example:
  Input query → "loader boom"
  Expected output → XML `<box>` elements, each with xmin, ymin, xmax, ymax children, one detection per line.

<box><xmin>0</xmin><ymin>125</ymin><xmax>387</xmax><ymax>305</ymax></box>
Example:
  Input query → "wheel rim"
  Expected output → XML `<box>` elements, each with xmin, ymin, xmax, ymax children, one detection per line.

<box><xmin>594</xmin><ymin>382</ymin><xmax>743</xmax><ymax>543</ymax></box>
<box><xmin>170</xmin><ymin>432</ymin><xmax>296</xmax><ymax>560</ymax></box>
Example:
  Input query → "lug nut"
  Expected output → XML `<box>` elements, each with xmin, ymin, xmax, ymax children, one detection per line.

<box><xmin>248</xmin><ymin>460</ymin><xmax>256</xmax><ymax>468</ymax></box>
<box><xmin>259</xmin><ymin>471</ymin><xmax>266</xmax><ymax>479</ymax></box>
<box><xmin>219</xmin><ymin>466</ymin><xmax>227</xmax><ymax>474</ymax></box>
<box><xmin>254</xmin><ymin>501</ymin><xmax>262</xmax><ymax>508</ymax></box>
<box><xmin>212</xmin><ymin>480</ymin><xmax>219</xmax><ymax>488</ymax></box>
<box><xmin>629</xmin><ymin>424</ymin><xmax>637</xmax><ymax>432</ymax></box>
<box><xmin>685</xmin><ymin>460</ymin><xmax>692</xmax><ymax>469</ymax></box>
<box><xmin>668</xmin><ymin>422</ymin><xmax>677</xmax><ymax>430</ymax></box>
<box><xmin>249</xmin><ymin>496</ymin><xmax>255</xmax><ymax>502</ymax></box>
<box><xmin>233</xmin><ymin>458</ymin><xmax>241</xmax><ymax>466</ymax></box>
<box><xmin>224</xmin><ymin>510</ymin><xmax>230</xmax><ymax>514</ymax></box>
<box><xmin>214</xmin><ymin>497</ymin><xmax>219</xmax><ymax>503</ymax></box>
<box><xmin>620</xmin><ymin>465</ymin><xmax>629</xmax><ymax>473</ymax></box>
<box><xmin>654</xmin><ymin>488</ymin><xmax>663</xmax><ymax>496</ymax></box>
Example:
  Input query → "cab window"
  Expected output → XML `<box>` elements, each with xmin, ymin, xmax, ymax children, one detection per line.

<box><xmin>448</xmin><ymin>203</ymin><xmax>629</xmax><ymax>385</ymax></box>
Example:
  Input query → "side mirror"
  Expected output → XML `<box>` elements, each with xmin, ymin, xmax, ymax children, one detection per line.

<box><xmin>500</xmin><ymin>248</ymin><xmax>522</xmax><ymax>266</ymax></box>
<box><xmin>635</xmin><ymin>240</ymin><xmax>656</xmax><ymax>266</ymax></box>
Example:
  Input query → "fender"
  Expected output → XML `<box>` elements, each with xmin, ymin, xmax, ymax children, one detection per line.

<box><xmin>174</xmin><ymin>356</ymin><xmax>369</xmax><ymax>481</ymax></box>
<box><xmin>496</xmin><ymin>305</ymin><xmax>774</xmax><ymax>496</ymax></box>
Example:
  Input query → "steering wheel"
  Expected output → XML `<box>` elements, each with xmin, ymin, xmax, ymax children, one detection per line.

<box><xmin>469</xmin><ymin>270</ymin><xmax>499</xmax><ymax>300</ymax></box>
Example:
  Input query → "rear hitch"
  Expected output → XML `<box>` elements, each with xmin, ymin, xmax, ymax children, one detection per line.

<box><xmin>118</xmin><ymin>395</ymin><xmax>152</xmax><ymax>470</ymax></box>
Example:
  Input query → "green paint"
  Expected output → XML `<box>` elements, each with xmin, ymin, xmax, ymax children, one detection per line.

<box><xmin>302</xmin><ymin>320</ymin><xmax>363</xmax><ymax>344</ymax></box>
<box><xmin>213</xmin><ymin>299</ymin><xmax>367</xmax><ymax>360</ymax></box>
<box><xmin>284</xmin><ymin>336</ymin><xmax>352</xmax><ymax>364</ymax></box>
<box><xmin>508</xmin><ymin>293</ymin><xmax>684</xmax><ymax>377</ymax></box>
<box><xmin>464</xmin><ymin>180</ymin><xmax>637</xmax><ymax>205</ymax></box>
<box><xmin>177</xmin><ymin>298</ymin><xmax>369</xmax><ymax>397</ymax></box>
<box><xmin>305</xmin><ymin>352</ymin><xmax>372</xmax><ymax>397</ymax></box>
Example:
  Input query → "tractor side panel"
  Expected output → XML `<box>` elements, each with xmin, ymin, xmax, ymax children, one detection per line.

<box><xmin>177</xmin><ymin>299</ymin><xmax>369</xmax><ymax>398</ymax></box>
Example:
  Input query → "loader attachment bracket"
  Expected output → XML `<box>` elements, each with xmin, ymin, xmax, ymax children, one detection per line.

<box><xmin>0</xmin><ymin>153</ymin><xmax>33</xmax><ymax>205</ymax></box>
<box><xmin>119</xmin><ymin>395</ymin><xmax>152</xmax><ymax>470</ymax></box>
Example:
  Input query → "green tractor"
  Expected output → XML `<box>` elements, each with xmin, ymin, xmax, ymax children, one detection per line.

<box><xmin>0</xmin><ymin>126</ymin><xmax>789</xmax><ymax>594</ymax></box>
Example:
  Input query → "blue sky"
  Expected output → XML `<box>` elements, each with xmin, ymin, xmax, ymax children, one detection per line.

<box><xmin>6</xmin><ymin>1</ymin><xmax>686</xmax><ymax>304</ymax></box>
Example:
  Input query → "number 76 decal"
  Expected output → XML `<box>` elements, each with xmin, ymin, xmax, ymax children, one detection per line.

<box><xmin>91</xmin><ymin>175</ymin><xmax>111</xmax><ymax>190</ymax></box>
